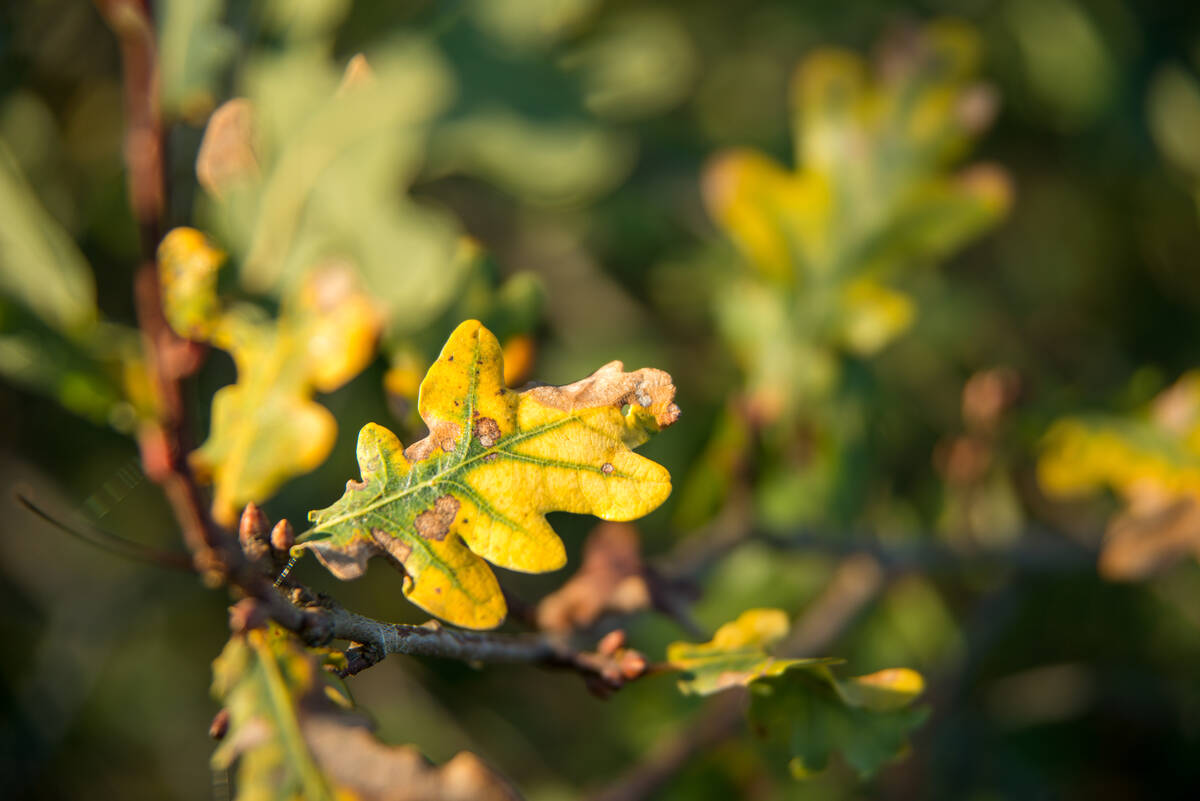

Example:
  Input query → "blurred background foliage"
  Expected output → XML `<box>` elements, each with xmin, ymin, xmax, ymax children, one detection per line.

<box><xmin>4</xmin><ymin>0</ymin><xmax>1200</xmax><ymax>799</ymax></box>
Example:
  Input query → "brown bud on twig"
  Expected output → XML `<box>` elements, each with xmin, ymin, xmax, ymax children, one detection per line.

<box><xmin>209</xmin><ymin>708</ymin><xmax>230</xmax><ymax>740</ymax></box>
<box><xmin>597</xmin><ymin>629</ymin><xmax>626</xmax><ymax>656</ymax></box>
<box><xmin>270</xmin><ymin>518</ymin><xmax>295</xmax><ymax>554</ymax></box>
<box><xmin>619</xmin><ymin>650</ymin><xmax>647</xmax><ymax>681</ymax></box>
<box><xmin>238</xmin><ymin>503</ymin><xmax>272</xmax><ymax>564</ymax></box>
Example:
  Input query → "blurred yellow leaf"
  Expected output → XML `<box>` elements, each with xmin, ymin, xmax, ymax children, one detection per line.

<box><xmin>1040</xmin><ymin>372</ymin><xmax>1200</xmax><ymax>580</ymax></box>
<box><xmin>296</xmin><ymin>320</ymin><xmax>680</xmax><ymax>629</ymax></box>
<box><xmin>701</xmin><ymin>20</ymin><xmax>1010</xmax><ymax>396</ymax></box>
<box><xmin>158</xmin><ymin>227</ymin><xmax>382</xmax><ymax>525</ymax></box>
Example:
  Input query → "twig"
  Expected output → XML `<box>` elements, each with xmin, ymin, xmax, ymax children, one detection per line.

<box><xmin>96</xmin><ymin>0</ymin><xmax>329</xmax><ymax>645</ymax></box>
<box><xmin>588</xmin><ymin>554</ymin><xmax>888</xmax><ymax>801</ymax></box>
<box><xmin>276</xmin><ymin>589</ymin><xmax>647</xmax><ymax>695</ymax></box>
<box><xmin>16</xmin><ymin>492</ymin><xmax>195</xmax><ymax>571</ymax></box>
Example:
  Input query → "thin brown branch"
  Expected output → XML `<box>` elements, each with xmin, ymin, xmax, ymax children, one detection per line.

<box><xmin>16</xmin><ymin>491</ymin><xmax>195</xmax><ymax>571</ymax></box>
<box><xmin>92</xmin><ymin>0</ymin><xmax>163</xmax><ymax>247</ymax></box>
<box><xmin>96</xmin><ymin>0</ymin><xmax>326</xmax><ymax>644</ymax></box>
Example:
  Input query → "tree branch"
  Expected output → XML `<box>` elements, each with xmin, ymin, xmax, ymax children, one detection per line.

<box><xmin>95</xmin><ymin>0</ymin><xmax>333</xmax><ymax>646</ymax></box>
<box><xmin>271</xmin><ymin>587</ymin><xmax>648</xmax><ymax>696</ymax></box>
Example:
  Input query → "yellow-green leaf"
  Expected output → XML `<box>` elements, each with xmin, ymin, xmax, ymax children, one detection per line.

<box><xmin>158</xmin><ymin>227</ymin><xmax>382</xmax><ymax>526</ymax></box>
<box><xmin>668</xmin><ymin>608</ymin><xmax>925</xmax><ymax>779</ymax></box>
<box><xmin>1039</xmin><ymin>371</ymin><xmax>1200</xmax><ymax>580</ymax></box>
<box><xmin>212</xmin><ymin>624</ymin><xmax>520</xmax><ymax>801</ymax></box>
<box><xmin>667</xmin><ymin>608</ymin><xmax>838</xmax><ymax>695</ymax></box>
<box><xmin>296</xmin><ymin>319</ymin><xmax>680</xmax><ymax>629</ymax></box>
<box><xmin>700</xmin><ymin>20</ymin><xmax>1010</xmax><ymax>372</ymax></box>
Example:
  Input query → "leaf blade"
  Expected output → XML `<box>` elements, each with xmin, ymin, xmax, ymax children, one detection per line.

<box><xmin>297</xmin><ymin>319</ymin><xmax>679</xmax><ymax>628</ymax></box>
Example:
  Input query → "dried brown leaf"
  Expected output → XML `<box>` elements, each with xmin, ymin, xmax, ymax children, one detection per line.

<box><xmin>196</xmin><ymin>98</ymin><xmax>259</xmax><ymax>198</ymax></box>
<box><xmin>536</xmin><ymin>522</ymin><xmax>650</xmax><ymax>632</ymax></box>
<box><xmin>1100</xmin><ymin>496</ymin><xmax>1200</xmax><ymax>581</ymax></box>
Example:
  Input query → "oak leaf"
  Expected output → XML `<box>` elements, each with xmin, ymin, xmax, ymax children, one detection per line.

<box><xmin>158</xmin><ymin>227</ymin><xmax>382</xmax><ymax>525</ymax></box>
<box><xmin>667</xmin><ymin>608</ymin><xmax>839</xmax><ymax>695</ymax></box>
<box><xmin>1039</xmin><ymin>371</ymin><xmax>1200</xmax><ymax>580</ymax></box>
<box><xmin>668</xmin><ymin>609</ymin><xmax>925</xmax><ymax>778</ymax></box>
<box><xmin>212</xmin><ymin>623</ymin><xmax>520</xmax><ymax>801</ymax></box>
<box><xmin>296</xmin><ymin>320</ymin><xmax>680</xmax><ymax>629</ymax></box>
<box><xmin>535</xmin><ymin>522</ymin><xmax>651</xmax><ymax>633</ymax></box>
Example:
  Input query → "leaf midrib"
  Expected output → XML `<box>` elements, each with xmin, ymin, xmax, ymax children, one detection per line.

<box><xmin>308</xmin><ymin>415</ymin><xmax>576</xmax><ymax>535</ymax></box>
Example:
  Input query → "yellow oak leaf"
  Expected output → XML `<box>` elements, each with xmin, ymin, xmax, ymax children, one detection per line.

<box><xmin>158</xmin><ymin>227</ymin><xmax>382</xmax><ymax>526</ymax></box>
<box><xmin>295</xmin><ymin>320</ymin><xmax>680</xmax><ymax>629</ymax></box>
<box><xmin>700</xmin><ymin>20</ymin><xmax>1010</xmax><ymax>372</ymax></box>
<box><xmin>1039</xmin><ymin>371</ymin><xmax>1200</xmax><ymax>580</ymax></box>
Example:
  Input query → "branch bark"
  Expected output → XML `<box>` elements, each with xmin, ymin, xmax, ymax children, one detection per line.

<box><xmin>96</xmin><ymin>0</ymin><xmax>330</xmax><ymax>645</ymax></box>
<box><xmin>274</xmin><ymin>588</ymin><xmax>648</xmax><ymax>695</ymax></box>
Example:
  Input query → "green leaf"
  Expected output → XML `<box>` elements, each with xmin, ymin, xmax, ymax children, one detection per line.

<box><xmin>212</xmin><ymin>625</ymin><xmax>341</xmax><ymax>801</ymax></box>
<box><xmin>0</xmin><ymin>139</ymin><xmax>96</xmax><ymax>334</ymax></box>
<box><xmin>668</xmin><ymin>608</ymin><xmax>926</xmax><ymax>779</ymax></box>
<box><xmin>196</xmin><ymin>47</ymin><xmax>465</xmax><ymax>338</ymax></box>
<box><xmin>0</xmin><ymin>139</ymin><xmax>147</xmax><ymax>430</ymax></box>
<box><xmin>296</xmin><ymin>319</ymin><xmax>680</xmax><ymax>629</ymax></box>
<box><xmin>158</xmin><ymin>0</ymin><xmax>237</xmax><ymax>123</ymax></box>
<box><xmin>751</xmin><ymin>667</ymin><xmax>928</xmax><ymax>779</ymax></box>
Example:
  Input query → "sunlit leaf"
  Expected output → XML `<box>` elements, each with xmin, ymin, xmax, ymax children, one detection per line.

<box><xmin>1040</xmin><ymin>371</ymin><xmax>1200</xmax><ymax>579</ymax></box>
<box><xmin>668</xmin><ymin>608</ymin><xmax>838</xmax><ymax>695</ymax></box>
<box><xmin>668</xmin><ymin>608</ymin><xmax>925</xmax><ymax>778</ymax></box>
<box><xmin>680</xmin><ymin>20</ymin><xmax>1010</xmax><ymax>531</ymax></box>
<box><xmin>296</xmin><ymin>319</ymin><xmax>680</xmax><ymax>629</ymax></box>
<box><xmin>158</xmin><ymin>227</ymin><xmax>382</xmax><ymax>525</ymax></box>
<box><xmin>701</xmin><ymin>19</ymin><xmax>1010</xmax><ymax>374</ymax></box>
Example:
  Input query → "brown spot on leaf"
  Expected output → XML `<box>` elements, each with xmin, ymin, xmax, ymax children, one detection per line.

<box><xmin>601</xmin><ymin>462</ymin><xmax>615</xmax><ymax>475</ymax></box>
<box><xmin>371</xmin><ymin>528</ymin><xmax>412</xmax><ymax>563</ymax></box>
<box><xmin>346</xmin><ymin>478</ymin><xmax>369</xmax><ymax>491</ymax></box>
<box><xmin>415</xmin><ymin>496</ymin><xmax>461</xmax><ymax>542</ymax></box>
<box><xmin>474</xmin><ymin>417</ymin><xmax>501</xmax><ymax>447</ymax></box>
